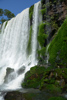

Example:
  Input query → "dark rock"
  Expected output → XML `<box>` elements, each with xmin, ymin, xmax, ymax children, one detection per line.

<box><xmin>17</xmin><ymin>66</ymin><xmax>25</xmax><ymax>75</ymax></box>
<box><xmin>5</xmin><ymin>67</ymin><xmax>14</xmax><ymax>78</ymax></box>
<box><xmin>4</xmin><ymin>91</ymin><xmax>53</xmax><ymax>100</ymax></box>
<box><xmin>62</xmin><ymin>85</ymin><xmax>67</xmax><ymax>93</ymax></box>
<box><xmin>49</xmin><ymin>72</ymin><xmax>54</xmax><ymax>79</ymax></box>
<box><xmin>4</xmin><ymin>91</ymin><xmax>25</xmax><ymax>100</ymax></box>
<box><xmin>6</xmin><ymin>67</ymin><xmax>14</xmax><ymax>74</ymax></box>
<box><xmin>59</xmin><ymin>79</ymin><xmax>65</xmax><ymax>87</ymax></box>
<box><xmin>64</xmin><ymin>0</ymin><xmax>67</xmax><ymax>5</ymax></box>
<box><xmin>4</xmin><ymin>67</ymin><xmax>14</xmax><ymax>83</ymax></box>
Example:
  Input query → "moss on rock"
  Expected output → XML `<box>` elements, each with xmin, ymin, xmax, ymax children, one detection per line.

<box><xmin>48</xmin><ymin>18</ymin><xmax>67</xmax><ymax>66</ymax></box>
<box><xmin>22</xmin><ymin>65</ymin><xmax>67</xmax><ymax>94</ymax></box>
<box><xmin>22</xmin><ymin>66</ymin><xmax>46</xmax><ymax>88</ymax></box>
<box><xmin>48</xmin><ymin>96</ymin><xmax>66</xmax><ymax>100</ymax></box>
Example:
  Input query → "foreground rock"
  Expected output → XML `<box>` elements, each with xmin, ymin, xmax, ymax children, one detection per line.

<box><xmin>4</xmin><ymin>91</ymin><xmax>53</xmax><ymax>100</ymax></box>
<box><xmin>4</xmin><ymin>90</ymin><xmax>67</xmax><ymax>100</ymax></box>
<box><xmin>22</xmin><ymin>65</ymin><xmax>67</xmax><ymax>95</ymax></box>
<box><xmin>5</xmin><ymin>91</ymin><xmax>25</xmax><ymax>100</ymax></box>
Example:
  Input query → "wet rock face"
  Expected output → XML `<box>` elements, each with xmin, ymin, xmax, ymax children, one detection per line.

<box><xmin>4</xmin><ymin>67</ymin><xmax>14</xmax><ymax>83</ymax></box>
<box><xmin>4</xmin><ymin>91</ymin><xmax>54</xmax><ymax>100</ymax></box>
<box><xmin>17</xmin><ymin>66</ymin><xmax>25</xmax><ymax>75</ymax></box>
<box><xmin>64</xmin><ymin>0</ymin><xmax>67</xmax><ymax>4</ymax></box>
<box><xmin>48</xmin><ymin>2</ymin><xmax>67</xmax><ymax>22</ymax></box>
<box><xmin>5</xmin><ymin>67</ymin><xmax>14</xmax><ymax>78</ymax></box>
<box><xmin>4</xmin><ymin>91</ymin><xmax>25</xmax><ymax>100</ymax></box>
<box><xmin>6</xmin><ymin>67</ymin><xmax>14</xmax><ymax>74</ymax></box>
<box><xmin>41</xmin><ymin>0</ymin><xmax>67</xmax><ymax>42</ymax></box>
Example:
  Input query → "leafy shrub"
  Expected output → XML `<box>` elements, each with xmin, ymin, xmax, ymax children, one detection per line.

<box><xmin>41</xmin><ymin>8</ymin><xmax>47</xmax><ymax>15</ymax></box>
<box><xmin>38</xmin><ymin>22</ymin><xmax>48</xmax><ymax>47</ymax></box>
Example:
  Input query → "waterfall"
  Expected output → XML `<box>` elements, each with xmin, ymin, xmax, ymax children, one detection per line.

<box><xmin>0</xmin><ymin>8</ymin><xmax>30</xmax><ymax>88</ymax></box>
<box><xmin>0</xmin><ymin>1</ymin><xmax>41</xmax><ymax>100</ymax></box>
<box><xmin>31</xmin><ymin>1</ymin><xmax>41</xmax><ymax>64</ymax></box>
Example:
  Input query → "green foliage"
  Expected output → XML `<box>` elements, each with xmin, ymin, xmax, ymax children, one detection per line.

<box><xmin>38</xmin><ymin>22</ymin><xmax>47</xmax><ymax>47</ymax></box>
<box><xmin>22</xmin><ymin>66</ymin><xmax>46</xmax><ymax>88</ymax></box>
<box><xmin>27</xmin><ymin>26</ymin><xmax>32</xmax><ymax>55</ymax></box>
<box><xmin>4</xmin><ymin>9</ymin><xmax>15</xmax><ymax>19</ymax></box>
<box><xmin>37</xmin><ymin>23</ymin><xmax>48</xmax><ymax>64</ymax></box>
<box><xmin>38</xmin><ymin>47</ymin><xmax>46</xmax><ymax>57</ymax></box>
<box><xmin>38</xmin><ymin>47</ymin><xmax>46</xmax><ymax>64</ymax></box>
<box><xmin>48</xmin><ymin>96</ymin><xmax>66</xmax><ymax>100</ymax></box>
<box><xmin>48</xmin><ymin>18</ymin><xmax>67</xmax><ymax>66</ymax></box>
<box><xmin>39</xmin><ymin>67</ymin><xmax>67</xmax><ymax>91</ymax></box>
<box><xmin>0</xmin><ymin>9</ymin><xmax>3</xmax><ymax>16</ymax></box>
<box><xmin>0</xmin><ymin>8</ymin><xmax>15</xmax><ymax>24</ymax></box>
<box><xmin>38</xmin><ymin>33</ymin><xmax>47</xmax><ymax>47</ymax></box>
<box><xmin>41</xmin><ymin>8</ymin><xmax>47</xmax><ymax>15</ymax></box>
<box><xmin>55</xmin><ymin>68</ymin><xmax>67</xmax><ymax>79</ymax></box>
<box><xmin>51</xmin><ymin>21</ymin><xmax>59</xmax><ymax>30</ymax></box>
<box><xmin>45</xmin><ymin>84</ymin><xmax>62</xmax><ymax>93</ymax></box>
<box><xmin>22</xmin><ymin>64</ymin><xmax>67</xmax><ymax>95</ymax></box>
<box><xmin>29</xmin><ymin>5</ymin><xmax>34</xmax><ymax>21</ymax></box>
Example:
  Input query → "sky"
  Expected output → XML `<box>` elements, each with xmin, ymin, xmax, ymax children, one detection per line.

<box><xmin>0</xmin><ymin>0</ymin><xmax>40</xmax><ymax>16</ymax></box>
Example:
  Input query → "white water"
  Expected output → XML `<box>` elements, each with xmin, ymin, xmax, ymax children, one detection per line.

<box><xmin>0</xmin><ymin>1</ymin><xmax>41</xmax><ymax>100</ymax></box>
<box><xmin>31</xmin><ymin>2</ymin><xmax>40</xmax><ymax>65</ymax></box>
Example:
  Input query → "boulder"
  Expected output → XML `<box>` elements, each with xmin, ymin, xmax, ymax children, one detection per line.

<box><xmin>17</xmin><ymin>66</ymin><xmax>25</xmax><ymax>75</ymax></box>
<box><xmin>4</xmin><ymin>91</ymin><xmax>25</xmax><ymax>100</ymax></box>
<box><xmin>4</xmin><ymin>67</ymin><xmax>14</xmax><ymax>83</ymax></box>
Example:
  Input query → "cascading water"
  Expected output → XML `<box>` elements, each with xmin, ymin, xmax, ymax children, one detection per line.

<box><xmin>0</xmin><ymin>1</ymin><xmax>41</xmax><ymax>100</ymax></box>
<box><xmin>31</xmin><ymin>2</ymin><xmax>40</xmax><ymax>64</ymax></box>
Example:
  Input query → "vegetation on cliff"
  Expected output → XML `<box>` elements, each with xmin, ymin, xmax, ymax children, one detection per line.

<box><xmin>37</xmin><ymin>22</ymin><xmax>48</xmax><ymax>64</ymax></box>
<box><xmin>22</xmin><ymin>11</ymin><xmax>67</xmax><ymax>100</ymax></box>
<box><xmin>48</xmin><ymin>18</ymin><xmax>67</xmax><ymax>67</ymax></box>
<box><xmin>22</xmin><ymin>65</ymin><xmax>67</xmax><ymax>94</ymax></box>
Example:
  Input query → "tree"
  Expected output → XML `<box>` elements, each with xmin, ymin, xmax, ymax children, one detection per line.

<box><xmin>0</xmin><ymin>8</ymin><xmax>15</xmax><ymax>24</ymax></box>
<box><xmin>4</xmin><ymin>9</ymin><xmax>15</xmax><ymax>19</ymax></box>
<box><xmin>0</xmin><ymin>9</ymin><xmax>3</xmax><ymax>16</ymax></box>
<box><xmin>0</xmin><ymin>18</ymin><xmax>6</xmax><ymax>23</ymax></box>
